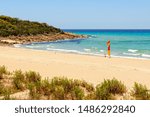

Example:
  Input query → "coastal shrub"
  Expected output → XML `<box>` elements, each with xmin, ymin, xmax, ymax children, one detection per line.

<box><xmin>28</xmin><ymin>78</ymin><xmax>65</xmax><ymax>100</ymax></box>
<box><xmin>0</xmin><ymin>15</ymin><xmax>63</xmax><ymax>37</ymax></box>
<box><xmin>28</xmin><ymin>79</ymin><xmax>54</xmax><ymax>100</ymax></box>
<box><xmin>3</xmin><ymin>88</ymin><xmax>11</xmax><ymax>100</ymax></box>
<box><xmin>49</xmin><ymin>77</ymin><xmax>74</xmax><ymax>99</ymax></box>
<box><xmin>28</xmin><ymin>83</ymin><xmax>41</xmax><ymax>100</ymax></box>
<box><xmin>96</xmin><ymin>83</ymin><xmax>111</xmax><ymax>100</ymax></box>
<box><xmin>25</xmin><ymin>71</ymin><xmax>41</xmax><ymax>83</ymax></box>
<box><xmin>74</xmin><ymin>79</ymin><xmax>94</xmax><ymax>92</ymax></box>
<box><xmin>0</xmin><ymin>65</ymin><xmax>7</xmax><ymax>79</ymax></box>
<box><xmin>30</xmin><ymin>77</ymin><xmax>87</xmax><ymax>100</ymax></box>
<box><xmin>1</xmin><ymin>65</ymin><xmax>150</xmax><ymax>100</ymax></box>
<box><xmin>0</xmin><ymin>74</ymin><xmax>2</xmax><ymax>79</ymax></box>
<box><xmin>50</xmin><ymin>77</ymin><xmax>88</xmax><ymax>100</ymax></box>
<box><xmin>40</xmin><ymin>79</ymin><xmax>52</xmax><ymax>96</ymax></box>
<box><xmin>52</xmin><ymin>85</ymin><xmax>65</xmax><ymax>100</ymax></box>
<box><xmin>131</xmin><ymin>82</ymin><xmax>150</xmax><ymax>100</ymax></box>
<box><xmin>72</xmin><ymin>86</ymin><xmax>84</xmax><ymax>100</ymax></box>
<box><xmin>0</xmin><ymin>65</ymin><xmax>7</xmax><ymax>74</ymax></box>
<box><xmin>0</xmin><ymin>83</ymin><xmax>4</xmax><ymax>95</ymax></box>
<box><xmin>95</xmin><ymin>78</ymin><xmax>127</xmax><ymax>100</ymax></box>
<box><xmin>84</xmin><ymin>93</ymin><xmax>96</xmax><ymax>100</ymax></box>
<box><xmin>12</xmin><ymin>70</ymin><xmax>26</xmax><ymax>90</ymax></box>
<box><xmin>50</xmin><ymin>77</ymin><xmax>73</xmax><ymax>93</ymax></box>
<box><xmin>73</xmin><ymin>79</ymin><xmax>94</xmax><ymax>100</ymax></box>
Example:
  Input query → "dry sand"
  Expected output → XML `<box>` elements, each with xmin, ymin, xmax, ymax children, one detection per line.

<box><xmin>0</xmin><ymin>46</ymin><xmax>150</xmax><ymax>88</ymax></box>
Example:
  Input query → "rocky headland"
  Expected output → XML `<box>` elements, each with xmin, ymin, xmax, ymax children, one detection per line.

<box><xmin>0</xmin><ymin>15</ymin><xmax>86</xmax><ymax>46</ymax></box>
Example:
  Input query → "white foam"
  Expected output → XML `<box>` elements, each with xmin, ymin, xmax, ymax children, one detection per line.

<box><xmin>47</xmin><ymin>45</ymin><xmax>54</xmax><ymax>48</ymax></box>
<box><xmin>123</xmin><ymin>52</ymin><xmax>140</xmax><ymax>56</ymax></box>
<box><xmin>100</xmin><ymin>50</ymin><xmax>104</xmax><ymax>52</ymax></box>
<box><xmin>142</xmin><ymin>54</ymin><xmax>150</xmax><ymax>58</ymax></box>
<box><xmin>95</xmin><ymin>52</ymin><xmax>100</xmax><ymax>54</ymax></box>
<box><xmin>128</xmin><ymin>49</ymin><xmax>138</xmax><ymax>53</ymax></box>
<box><xmin>13</xmin><ymin>44</ymin><xmax>21</xmax><ymax>48</ymax></box>
<box><xmin>25</xmin><ymin>46</ymin><xmax>35</xmax><ymax>49</ymax></box>
<box><xmin>87</xmin><ymin>35</ymin><xmax>98</xmax><ymax>38</ymax></box>
<box><xmin>46</xmin><ymin>48</ymin><xmax>148</xmax><ymax>60</ymax></box>
<box><xmin>13</xmin><ymin>43</ymin><xmax>150</xmax><ymax>60</ymax></box>
<box><xmin>47</xmin><ymin>48</ymin><xmax>81</xmax><ymax>53</ymax></box>
<box><xmin>111</xmin><ymin>55</ymin><xmax>149</xmax><ymax>60</ymax></box>
<box><xmin>84</xmin><ymin>48</ymin><xmax>91</xmax><ymax>52</ymax></box>
<box><xmin>47</xmin><ymin>48</ymin><xmax>150</xmax><ymax>60</ymax></box>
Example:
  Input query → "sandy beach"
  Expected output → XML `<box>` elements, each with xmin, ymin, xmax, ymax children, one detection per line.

<box><xmin>0</xmin><ymin>46</ymin><xmax>150</xmax><ymax>89</ymax></box>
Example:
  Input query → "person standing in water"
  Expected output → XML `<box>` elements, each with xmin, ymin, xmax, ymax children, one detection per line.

<box><xmin>107</xmin><ymin>40</ymin><xmax>111</xmax><ymax>58</ymax></box>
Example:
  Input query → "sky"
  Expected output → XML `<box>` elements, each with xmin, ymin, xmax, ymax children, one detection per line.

<box><xmin>0</xmin><ymin>0</ymin><xmax>150</xmax><ymax>29</ymax></box>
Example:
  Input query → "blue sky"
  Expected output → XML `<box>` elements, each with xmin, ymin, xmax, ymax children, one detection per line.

<box><xmin>0</xmin><ymin>0</ymin><xmax>150</xmax><ymax>29</ymax></box>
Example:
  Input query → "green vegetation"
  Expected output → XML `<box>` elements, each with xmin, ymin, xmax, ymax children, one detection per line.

<box><xmin>12</xmin><ymin>70</ymin><xmax>26</xmax><ymax>91</ymax></box>
<box><xmin>96</xmin><ymin>78</ymin><xmax>127</xmax><ymax>100</ymax></box>
<box><xmin>3</xmin><ymin>88</ymin><xmax>11</xmax><ymax>100</ymax></box>
<box><xmin>0</xmin><ymin>65</ymin><xmax>8</xmax><ymax>79</ymax></box>
<box><xmin>25</xmin><ymin>71</ymin><xmax>41</xmax><ymax>83</ymax></box>
<box><xmin>0</xmin><ymin>65</ymin><xmax>149</xmax><ymax>100</ymax></box>
<box><xmin>28</xmin><ymin>77</ymin><xmax>93</xmax><ymax>100</ymax></box>
<box><xmin>0</xmin><ymin>15</ymin><xmax>63</xmax><ymax>37</ymax></box>
<box><xmin>0</xmin><ymin>82</ymin><xmax>4</xmax><ymax>95</ymax></box>
<box><xmin>131</xmin><ymin>82</ymin><xmax>150</xmax><ymax>100</ymax></box>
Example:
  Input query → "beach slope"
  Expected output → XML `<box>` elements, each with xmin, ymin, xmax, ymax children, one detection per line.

<box><xmin>0</xmin><ymin>46</ymin><xmax>150</xmax><ymax>88</ymax></box>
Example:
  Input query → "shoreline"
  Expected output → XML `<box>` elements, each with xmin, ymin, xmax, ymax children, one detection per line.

<box><xmin>15</xmin><ymin>43</ymin><xmax>150</xmax><ymax>61</ymax></box>
<box><xmin>0</xmin><ymin>46</ymin><xmax>150</xmax><ymax>89</ymax></box>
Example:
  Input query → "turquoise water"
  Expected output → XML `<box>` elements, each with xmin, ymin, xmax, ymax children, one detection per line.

<box><xmin>16</xmin><ymin>29</ymin><xmax>150</xmax><ymax>59</ymax></box>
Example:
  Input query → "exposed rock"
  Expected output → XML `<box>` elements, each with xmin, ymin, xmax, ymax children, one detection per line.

<box><xmin>0</xmin><ymin>32</ymin><xmax>87</xmax><ymax>45</ymax></box>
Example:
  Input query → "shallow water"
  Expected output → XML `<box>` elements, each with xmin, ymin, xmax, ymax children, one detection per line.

<box><xmin>16</xmin><ymin>29</ymin><xmax>150</xmax><ymax>59</ymax></box>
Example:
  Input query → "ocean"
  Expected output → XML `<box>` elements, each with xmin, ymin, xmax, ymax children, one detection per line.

<box><xmin>16</xmin><ymin>29</ymin><xmax>150</xmax><ymax>59</ymax></box>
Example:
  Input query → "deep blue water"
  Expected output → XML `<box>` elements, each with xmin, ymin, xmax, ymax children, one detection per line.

<box><xmin>16</xmin><ymin>29</ymin><xmax>150</xmax><ymax>59</ymax></box>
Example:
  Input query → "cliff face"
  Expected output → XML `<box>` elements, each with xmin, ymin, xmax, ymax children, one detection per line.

<box><xmin>0</xmin><ymin>16</ymin><xmax>86</xmax><ymax>45</ymax></box>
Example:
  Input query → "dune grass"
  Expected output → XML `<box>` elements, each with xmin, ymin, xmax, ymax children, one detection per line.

<box><xmin>0</xmin><ymin>82</ymin><xmax>4</xmax><ymax>95</ymax></box>
<box><xmin>12</xmin><ymin>70</ymin><xmax>26</xmax><ymax>91</ymax></box>
<box><xmin>96</xmin><ymin>78</ymin><xmax>127</xmax><ymax>100</ymax></box>
<box><xmin>0</xmin><ymin>65</ymin><xmax>8</xmax><ymax>79</ymax></box>
<box><xmin>131</xmin><ymin>82</ymin><xmax>150</xmax><ymax>100</ymax></box>
<box><xmin>28</xmin><ymin>77</ymin><xmax>93</xmax><ymax>100</ymax></box>
<box><xmin>0</xmin><ymin>65</ymin><xmax>149</xmax><ymax>100</ymax></box>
